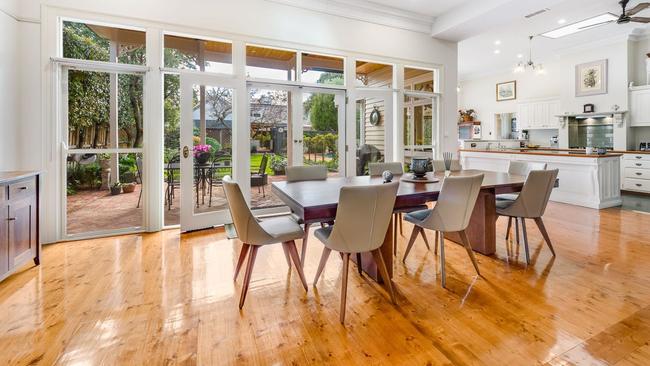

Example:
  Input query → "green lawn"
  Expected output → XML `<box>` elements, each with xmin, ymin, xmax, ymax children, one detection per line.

<box><xmin>250</xmin><ymin>153</ymin><xmax>277</xmax><ymax>175</ymax></box>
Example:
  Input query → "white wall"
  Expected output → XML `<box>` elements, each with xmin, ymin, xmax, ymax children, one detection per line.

<box><xmin>459</xmin><ymin>37</ymin><xmax>629</xmax><ymax>147</ymax></box>
<box><xmin>0</xmin><ymin>1</ymin><xmax>19</xmax><ymax>170</ymax></box>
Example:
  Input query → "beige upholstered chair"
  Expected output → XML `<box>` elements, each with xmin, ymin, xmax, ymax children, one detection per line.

<box><xmin>368</xmin><ymin>162</ymin><xmax>428</xmax><ymax>255</ymax></box>
<box><xmin>497</xmin><ymin>169</ymin><xmax>559</xmax><ymax>264</ymax></box>
<box><xmin>403</xmin><ymin>174</ymin><xmax>484</xmax><ymax>288</ymax></box>
<box><xmin>499</xmin><ymin>161</ymin><xmax>547</xmax><ymax>241</ymax></box>
<box><xmin>313</xmin><ymin>181</ymin><xmax>399</xmax><ymax>324</ymax></box>
<box><xmin>285</xmin><ymin>165</ymin><xmax>329</xmax><ymax>266</ymax></box>
<box><xmin>432</xmin><ymin>159</ymin><xmax>462</xmax><ymax>172</ymax></box>
<box><xmin>222</xmin><ymin>176</ymin><xmax>308</xmax><ymax>308</ymax></box>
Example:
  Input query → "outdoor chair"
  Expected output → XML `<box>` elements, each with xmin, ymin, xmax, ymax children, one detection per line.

<box><xmin>250</xmin><ymin>153</ymin><xmax>269</xmax><ymax>197</ymax></box>
<box><xmin>136</xmin><ymin>156</ymin><xmax>143</xmax><ymax>208</ymax></box>
<box><xmin>165</xmin><ymin>155</ymin><xmax>181</xmax><ymax>211</ymax></box>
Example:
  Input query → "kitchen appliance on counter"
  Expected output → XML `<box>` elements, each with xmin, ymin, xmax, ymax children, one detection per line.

<box><xmin>494</xmin><ymin>113</ymin><xmax>517</xmax><ymax>139</ymax></box>
<box><xmin>568</xmin><ymin>117</ymin><xmax>614</xmax><ymax>150</ymax></box>
<box><xmin>458</xmin><ymin>121</ymin><xmax>481</xmax><ymax>140</ymax></box>
<box><xmin>640</xmin><ymin>142</ymin><xmax>649</xmax><ymax>151</ymax></box>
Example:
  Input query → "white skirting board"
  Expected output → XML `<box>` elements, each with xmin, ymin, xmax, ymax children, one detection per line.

<box><xmin>460</xmin><ymin>151</ymin><xmax>622</xmax><ymax>209</ymax></box>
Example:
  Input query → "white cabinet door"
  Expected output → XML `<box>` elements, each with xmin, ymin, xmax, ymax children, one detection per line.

<box><xmin>630</xmin><ymin>90</ymin><xmax>650</xmax><ymax>127</ymax></box>
<box><xmin>531</xmin><ymin>103</ymin><xmax>544</xmax><ymax>128</ymax></box>
<box><xmin>547</xmin><ymin>101</ymin><xmax>561</xmax><ymax>128</ymax></box>
<box><xmin>517</xmin><ymin>103</ymin><xmax>529</xmax><ymax>130</ymax></box>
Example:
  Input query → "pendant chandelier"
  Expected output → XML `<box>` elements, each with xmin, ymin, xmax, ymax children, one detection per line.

<box><xmin>514</xmin><ymin>35</ymin><xmax>544</xmax><ymax>74</ymax></box>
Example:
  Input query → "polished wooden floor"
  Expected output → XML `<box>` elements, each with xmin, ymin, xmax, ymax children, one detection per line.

<box><xmin>1</xmin><ymin>202</ymin><xmax>650</xmax><ymax>365</ymax></box>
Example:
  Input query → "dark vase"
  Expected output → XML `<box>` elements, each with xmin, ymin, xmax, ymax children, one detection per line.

<box><xmin>410</xmin><ymin>158</ymin><xmax>429</xmax><ymax>178</ymax></box>
<box><xmin>196</xmin><ymin>152</ymin><xmax>211</xmax><ymax>165</ymax></box>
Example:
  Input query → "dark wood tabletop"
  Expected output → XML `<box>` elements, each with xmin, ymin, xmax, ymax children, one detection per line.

<box><xmin>272</xmin><ymin>170</ymin><xmax>526</xmax><ymax>224</ymax></box>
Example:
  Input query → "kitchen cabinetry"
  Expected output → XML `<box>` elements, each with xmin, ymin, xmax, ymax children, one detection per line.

<box><xmin>517</xmin><ymin>99</ymin><xmax>561</xmax><ymax>130</ymax></box>
<box><xmin>622</xmin><ymin>153</ymin><xmax>650</xmax><ymax>193</ymax></box>
<box><xmin>629</xmin><ymin>88</ymin><xmax>650</xmax><ymax>127</ymax></box>
<box><xmin>0</xmin><ymin>172</ymin><xmax>40</xmax><ymax>283</ymax></box>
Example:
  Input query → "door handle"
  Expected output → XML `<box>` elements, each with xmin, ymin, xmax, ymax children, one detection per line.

<box><xmin>183</xmin><ymin>146</ymin><xmax>190</xmax><ymax>158</ymax></box>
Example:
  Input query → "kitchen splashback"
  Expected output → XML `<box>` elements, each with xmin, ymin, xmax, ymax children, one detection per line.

<box><xmin>568</xmin><ymin>117</ymin><xmax>614</xmax><ymax>148</ymax></box>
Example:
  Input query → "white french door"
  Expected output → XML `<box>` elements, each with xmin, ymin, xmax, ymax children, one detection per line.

<box><xmin>180</xmin><ymin>72</ymin><xmax>242</xmax><ymax>232</ymax></box>
<box><xmin>349</xmin><ymin>89</ymin><xmax>394</xmax><ymax>176</ymax></box>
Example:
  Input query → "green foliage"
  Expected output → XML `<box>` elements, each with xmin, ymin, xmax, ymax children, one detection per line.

<box><xmin>205</xmin><ymin>136</ymin><xmax>222</xmax><ymax>153</ymax></box>
<box><xmin>304</xmin><ymin>93</ymin><xmax>338</xmax><ymax>132</ymax></box>
<box><xmin>269</xmin><ymin>154</ymin><xmax>288</xmax><ymax>174</ymax></box>
<box><xmin>317</xmin><ymin>72</ymin><xmax>344</xmax><ymax>86</ymax></box>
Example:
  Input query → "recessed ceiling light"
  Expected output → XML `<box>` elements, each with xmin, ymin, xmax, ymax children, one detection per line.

<box><xmin>517</xmin><ymin>54</ymin><xmax>523</xmax><ymax>58</ymax></box>
<box><xmin>494</xmin><ymin>40</ymin><xmax>501</xmax><ymax>45</ymax></box>
<box><xmin>558</xmin><ymin>19</ymin><xmax>567</xmax><ymax>24</ymax></box>
<box><xmin>494</xmin><ymin>49</ymin><xmax>501</xmax><ymax>54</ymax></box>
<box><xmin>541</xmin><ymin>13</ymin><xmax>618</xmax><ymax>39</ymax></box>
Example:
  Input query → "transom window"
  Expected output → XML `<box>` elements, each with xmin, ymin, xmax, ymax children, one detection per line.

<box><xmin>164</xmin><ymin>34</ymin><xmax>233</xmax><ymax>74</ymax></box>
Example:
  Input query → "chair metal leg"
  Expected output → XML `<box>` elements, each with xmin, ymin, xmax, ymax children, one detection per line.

<box><xmin>137</xmin><ymin>187</ymin><xmax>143</xmax><ymax>208</ymax></box>
<box><xmin>521</xmin><ymin>218</ymin><xmax>530</xmax><ymax>265</ymax></box>
<box><xmin>284</xmin><ymin>241</ymin><xmax>308</xmax><ymax>291</ymax></box>
<box><xmin>439</xmin><ymin>232</ymin><xmax>447</xmax><ymax>288</ymax></box>
<box><xmin>234</xmin><ymin>243</ymin><xmax>250</xmax><ymax>281</ymax></box>
<box><xmin>300</xmin><ymin>223</ymin><xmax>311</xmax><ymax>267</ymax></box>
<box><xmin>515</xmin><ymin>217</ymin><xmax>520</xmax><ymax>244</ymax></box>
<box><xmin>399</xmin><ymin>213</ymin><xmax>404</xmax><ymax>236</ymax></box>
<box><xmin>371</xmin><ymin>249</ymin><xmax>397</xmax><ymax>304</ymax></box>
<box><xmin>340</xmin><ymin>253</ymin><xmax>350</xmax><ymax>324</ymax></box>
<box><xmin>402</xmin><ymin>226</ymin><xmax>420</xmax><ymax>262</ymax></box>
<box><xmin>393</xmin><ymin>214</ymin><xmax>398</xmax><ymax>256</ymax></box>
<box><xmin>419</xmin><ymin>227</ymin><xmax>431</xmax><ymax>250</ymax></box>
<box><xmin>313</xmin><ymin>247</ymin><xmax>332</xmax><ymax>284</ymax></box>
<box><xmin>356</xmin><ymin>253</ymin><xmax>363</xmax><ymax>276</ymax></box>
<box><xmin>534</xmin><ymin>217</ymin><xmax>556</xmax><ymax>257</ymax></box>
<box><xmin>239</xmin><ymin>246</ymin><xmax>259</xmax><ymax>309</ymax></box>
<box><xmin>505</xmin><ymin>216</ymin><xmax>512</xmax><ymax>240</ymax></box>
<box><xmin>459</xmin><ymin>230</ymin><xmax>481</xmax><ymax>276</ymax></box>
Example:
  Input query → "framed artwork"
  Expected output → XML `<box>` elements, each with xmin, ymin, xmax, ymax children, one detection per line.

<box><xmin>575</xmin><ymin>59</ymin><xmax>608</xmax><ymax>97</ymax></box>
<box><xmin>496</xmin><ymin>81</ymin><xmax>516</xmax><ymax>102</ymax></box>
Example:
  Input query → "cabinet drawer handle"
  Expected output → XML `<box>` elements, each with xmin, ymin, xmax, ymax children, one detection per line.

<box><xmin>7</xmin><ymin>217</ymin><xmax>16</xmax><ymax>221</ymax></box>
<box><xmin>636</xmin><ymin>163</ymin><xmax>643</xmax><ymax>166</ymax></box>
<box><xmin>18</xmin><ymin>186</ymin><xmax>27</xmax><ymax>190</ymax></box>
<box><xmin>636</xmin><ymin>172</ymin><xmax>643</xmax><ymax>176</ymax></box>
<box><xmin>636</xmin><ymin>156</ymin><xmax>643</xmax><ymax>159</ymax></box>
<box><xmin>636</xmin><ymin>183</ymin><xmax>643</xmax><ymax>187</ymax></box>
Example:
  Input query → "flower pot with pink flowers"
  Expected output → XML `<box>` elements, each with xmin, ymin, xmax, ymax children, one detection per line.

<box><xmin>193</xmin><ymin>144</ymin><xmax>212</xmax><ymax>164</ymax></box>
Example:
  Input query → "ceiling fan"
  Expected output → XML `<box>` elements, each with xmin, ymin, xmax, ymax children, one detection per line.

<box><xmin>583</xmin><ymin>0</ymin><xmax>650</xmax><ymax>29</ymax></box>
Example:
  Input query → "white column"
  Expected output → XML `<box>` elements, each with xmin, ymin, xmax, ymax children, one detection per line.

<box><xmin>394</xmin><ymin>64</ymin><xmax>404</xmax><ymax>163</ymax></box>
<box><xmin>345</xmin><ymin>57</ymin><xmax>357</xmax><ymax>177</ymax></box>
<box><xmin>109</xmin><ymin>41</ymin><xmax>119</xmax><ymax>184</ymax></box>
<box><xmin>232</xmin><ymin>40</ymin><xmax>251</xmax><ymax>204</ymax></box>
<box><xmin>198</xmin><ymin>41</ymin><xmax>206</xmax><ymax>143</ymax></box>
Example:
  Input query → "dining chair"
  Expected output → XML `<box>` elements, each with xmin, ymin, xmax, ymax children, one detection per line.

<box><xmin>403</xmin><ymin>174</ymin><xmax>484</xmax><ymax>288</ymax></box>
<box><xmin>286</xmin><ymin>165</ymin><xmax>329</xmax><ymax>266</ymax></box>
<box><xmin>368</xmin><ymin>162</ymin><xmax>429</xmax><ymax>256</ymax></box>
<box><xmin>222</xmin><ymin>176</ymin><xmax>308</xmax><ymax>309</ymax></box>
<box><xmin>313</xmin><ymin>181</ymin><xmax>399</xmax><ymax>324</ymax></box>
<box><xmin>496</xmin><ymin>169</ymin><xmax>559</xmax><ymax>264</ymax></box>
<box><xmin>499</xmin><ymin>161</ymin><xmax>547</xmax><ymax>241</ymax></box>
<box><xmin>432</xmin><ymin>159</ymin><xmax>462</xmax><ymax>172</ymax></box>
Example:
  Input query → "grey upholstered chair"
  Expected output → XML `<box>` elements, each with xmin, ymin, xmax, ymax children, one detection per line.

<box><xmin>222</xmin><ymin>176</ymin><xmax>308</xmax><ymax>308</ymax></box>
<box><xmin>432</xmin><ymin>159</ymin><xmax>462</xmax><ymax>172</ymax></box>
<box><xmin>285</xmin><ymin>165</ymin><xmax>329</xmax><ymax>266</ymax></box>
<box><xmin>368</xmin><ymin>162</ymin><xmax>429</xmax><ymax>256</ymax></box>
<box><xmin>313</xmin><ymin>181</ymin><xmax>399</xmax><ymax>324</ymax></box>
<box><xmin>496</xmin><ymin>169</ymin><xmax>559</xmax><ymax>264</ymax></box>
<box><xmin>499</xmin><ymin>161</ymin><xmax>547</xmax><ymax>239</ymax></box>
<box><xmin>403</xmin><ymin>174</ymin><xmax>484</xmax><ymax>288</ymax></box>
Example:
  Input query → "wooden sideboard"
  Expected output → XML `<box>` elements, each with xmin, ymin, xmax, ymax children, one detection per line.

<box><xmin>0</xmin><ymin>172</ymin><xmax>40</xmax><ymax>282</ymax></box>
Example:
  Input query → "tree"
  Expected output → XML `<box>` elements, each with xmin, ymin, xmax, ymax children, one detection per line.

<box><xmin>305</xmin><ymin>93</ymin><xmax>338</xmax><ymax>132</ymax></box>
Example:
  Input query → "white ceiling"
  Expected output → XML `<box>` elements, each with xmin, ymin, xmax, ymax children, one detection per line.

<box><xmin>362</xmin><ymin>0</ymin><xmax>473</xmax><ymax>18</ymax></box>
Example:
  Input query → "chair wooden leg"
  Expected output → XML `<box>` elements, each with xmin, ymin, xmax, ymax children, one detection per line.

<box><xmin>434</xmin><ymin>231</ymin><xmax>439</xmax><ymax>255</ymax></box>
<box><xmin>371</xmin><ymin>249</ymin><xmax>397</xmax><ymax>304</ymax></box>
<box><xmin>534</xmin><ymin>217</ymin><xmax>556</xmax><ymax>257</ymax></box>
<box><xmin>284</xmin><ymin>241</ymin><xmax>308</xmax><ymax>291</ymax></box>
<box><xmin>419</xmin><ymin>227</ymin><xmax>431</xmax><ymax>250</ymax></box>
<box><xmin>515</xmin><ymin>217</ymin><xmax>520</xmax><ymax>245</ymax></box>
<box><xmin>459</xmin><ymin>230</ymin><xmax>481</xmax><ymax>276</ymax></box>
<box><xmin>521</xmin><ymin>218</ymin><xmax>530</xmax><ymax>265</ymax></box>
<box><xmin>313</xmin><ymin>247</ymin><xmax>332</xmax><ymax>284</ymax></box>
<box><xmin>234</xmin><ymin>243</ymin><xmax>251</xmax><ymax>281</ymax></box>
<box><xmin>239</xmin><ymin>246</ymin><xmax>259</xmax><ymax>309</ymax></box>
<box><xmin>439</xmin><ymin>232</ymin><xmax>447</xmax><ymax>288</ymax></box>
<box><xmin>402</xmin><ymin>226</ymin><xmax>420</xmax><ymax>262</ymax></box>
<box><xmin>281</xmin><ymin>244</ymin><xmax>292</xmax><ymax>270</ymax></box>
<box><xmin>505</xmin><ymin>216</ymin><xmax>512</xmax><ymax>240</ymax></box>
<box><xmin>300</xmin><ymin>223</ymin><xmax>311</xmax><ymax>267</ymax></box>
<box><xmin>340</xmin><ymin>253</ymin><xmax>350</xmax><ymax>324</ymax></box>
<box><xmin>356</xmin><ymin>253</ymin><xmax>363</xmax><ymax>276</ymax></box>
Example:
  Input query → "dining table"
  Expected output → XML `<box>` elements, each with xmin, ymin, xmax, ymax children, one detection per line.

<box><xmin>271</xmin><ymin>170</ymin><xmax>528</xmax><ymax>283</ymax></box>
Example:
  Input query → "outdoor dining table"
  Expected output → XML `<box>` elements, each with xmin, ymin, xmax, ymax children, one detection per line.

<box><xmin>271</xmin><ymin>170</ymin><xmax>527</xmax><ymax>283</ymax></box>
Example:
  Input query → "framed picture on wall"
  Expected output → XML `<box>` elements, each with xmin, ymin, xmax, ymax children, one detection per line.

<box><xmin>496</xmin><ymin>81</ymin><xmax>516</xmax><ymax>102</ymax></box>
<box><xmin>575</xmin><ymin>59</ymin><xmax>608</xmax><ymax>97</ymax></box>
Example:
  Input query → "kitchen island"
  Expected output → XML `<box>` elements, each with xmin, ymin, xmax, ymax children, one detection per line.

<box><xmin>459</xmin><ymin>149</ymin><xmax>622</xmax><ymax>209</ymax></box>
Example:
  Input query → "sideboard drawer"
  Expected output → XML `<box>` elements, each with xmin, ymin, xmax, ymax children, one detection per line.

<box><xmin>0</xmin><ymin>185</ymin><xmax>5</xmax><ymax>201</ymax></box>
<box><xmin>623</xmin><ymin>159</ymin><xmax>650</xmax><ymax>169</ymax></box>
<box><xmin>624</xmin><ymin>154</ymin><xmax>650</xmax><ymax>161</ymax></box>
<box><xmin>623</xmin><ymin>178</ymin><xmax>650</xmax><ymax>192</ymax></box>
<box><xmin>625</xmin><ymin>168</ymin><xmax>650</xmax><ymax>180</ymax></box>
<box><xmin>8</xmin><ymin>178</ymin><xmax>36</xmax><ymax>202</ymax></box>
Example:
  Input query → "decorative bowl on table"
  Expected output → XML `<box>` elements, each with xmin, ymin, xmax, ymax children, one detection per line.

<box><xmin>410</xmin><ymin>158</ymin><xmax>429</xmax><ymax>179</ymax></box>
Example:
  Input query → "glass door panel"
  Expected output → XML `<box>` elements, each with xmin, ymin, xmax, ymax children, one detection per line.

<box><xmin>302</xmin><ymin>90</ymin><xmax>345</xmax><ymax>177</ymax></box>
<box><xmin>404</xmin><ymin>94</ymin><xmax>437</xmax><ymax>166</ymax></box>
<box><xmin>353</xmin><ymin>91</ymin><xmax>393</xmax><ymax>176</ymax></box>
<box><xmin>180</xmin><ymin>73</ymin><xmax>238</xmax><ymax>232</ymax></box>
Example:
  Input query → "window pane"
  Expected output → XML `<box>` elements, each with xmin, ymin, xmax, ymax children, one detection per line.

<box><xmin>301</xmin><ymin>53</ymin><xmax>344</xmax><ymax>85</ymax></box>
<box><xmin>355</xmin><ymin>97</ymin><xmax>386</xmax><ymax>176</ymax></box>
<box><xmin>404</xmin><ymin>96</ymin><xmax>434</xmax><ymax>146</ymax></box>
<box><xmin>62</xmin><ymin>21</ymin><xmax>145</xmax><ymax>65</ymax></box>
<box><xmin>303</xmin><ymin>92</ymin><xmax>340</xmax><ymax>174</ymax></box>
<box><xmin>356</xmin><ymin>61</ymin><xmax>392</xmax><ymax>88</ymax></box>
<box><xmin>164</xmin><ymin>74</ymin><xmax>180</xmax><ymax>226</ymax></box>
<box><xmin>66</xmin><ymin>153</ymin><xmax>143</xmax><ymax>235</ymax></box>
<box><xmin>405</xmin><ymin>67</ymin><xmax>435</xmax><ymax>92</ymax></box>
<box><xmin>67</xmin><ymin>70</ymin><xmax>144</xmax><ymax>149</ymax></box>
<box><xmin>246</xmin><ymin>45</ymin><xmax>296</xmax><ymax>81</ymax></box>
<box><xmin>164</xmin><ymin>35</ymin><xmax>233</xmax><ymax>73</ymax></box>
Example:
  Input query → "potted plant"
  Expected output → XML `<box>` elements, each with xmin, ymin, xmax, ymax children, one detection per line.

<box><xmin>458</xmin><ymin>109</ymin><xmax>477</xmax><ymax>122</ymax></box>
<box><xmin>270</xmin><ymin>154</ymin><xmax>288</xmax><ymax>175</ymax></box>
<box><xmin>110</xmin><ymin>181</ymin><xmax>122</xmax><ymax>195</ymax></box>
<box><xmin>121</xmin><ymin>171</ymin><xmax>137</xmax><ymax>193</ymax></box>
<box><xmin>193</xmin><ymin>144</ymin><xmax>212</xmax><ymax>164</ymax></box>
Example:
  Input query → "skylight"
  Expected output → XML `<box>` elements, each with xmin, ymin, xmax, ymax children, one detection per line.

<box><xmin>540</xmin><ymin>13</ymin><xmax>618</xmax><ymax>39</ymax></box>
